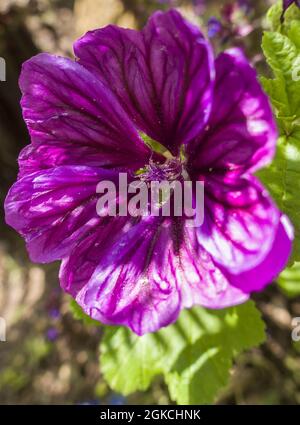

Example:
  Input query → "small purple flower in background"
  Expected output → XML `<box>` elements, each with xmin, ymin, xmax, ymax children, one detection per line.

<box><xmin>207</xmin><ymin>17</ymin><xmax>223</xmax><ymax>38</ymax></box>
<box><xmin>5</xmin><ymin>10</ymin><xmax>293</xmax><ymax>336</ymax></box>
<box><xmin>46</xmin><ymin>327</ymin><xmax>59</xmax><ymax>342</ymax></box>
<box><xmin>237</xmin><ymin>0</ymin><xmax>252</xmax><ymax>13</ymax></box>
<box><xmin>48</xmin><ymin>308</ymin><xmax>60</xmax><ymax>319</ymax></box>
<box><xmin>208</xmin><ymin>2</ymin><xmax>253</xmax><ymax>43</ymax></box>
<box><xmin>192</xmin><ymin>0</ymin><xmax>206</xmax><ymax>15</ymax></box>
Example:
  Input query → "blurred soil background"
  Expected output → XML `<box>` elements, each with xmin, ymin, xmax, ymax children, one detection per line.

<box><xmin>1</xmin><ymin>0</ymin><xmax>300</xmax><ymax>405</ymax></box>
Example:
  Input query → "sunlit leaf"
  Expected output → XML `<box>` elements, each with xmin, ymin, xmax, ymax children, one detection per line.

<box><xmin>100</xmin><ymin>301</ymin><xmax>265</xmax><ymax>404</ymax></box>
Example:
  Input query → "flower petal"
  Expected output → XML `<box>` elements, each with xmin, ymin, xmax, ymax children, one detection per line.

<box><xmin>176</xmin><ymin>215</ymin><xmax>292</xmax><ymax>309</ymax></box>
<box><xmin>19</xmin><ymin>53</ymin><xmax>150</xmax><ymax>172</ymax></box>
<box><xmin>60</xmin><ymin>216</ymin><xmax>182</xmax><ymax>335</ymax></box>
<box><xmin>60</xmin><ymin>215</ymin><xmax>249</xmax><ymax>335</ymax></box>
<box><xmin>4</xmin><ymin>166</ymin><xmax>121</xmax><ymax>262</ymax></box>
<box><xmin>60</xmin><ymin>211</ymin><xmax>292</xmax><ymax>334</ymax></box>
<box><xmin>190</xmin><ymin>48</ymin><xmax>277</xmax><ymax>175</ymax></box>
<box><xmin>225</xmin><ymin>215</ymin><xmax>294</xmax><ymax>293</ymax></box>
<box><xmin>196</xmin><ymin>175</ymin><xmax>281</xmax><ymax>274</ymax></box>
<box><xmin>178</xmin><ymin>224</ymin><xmax>250</xmax><ymax>309</ymax></box>
<box><xmin>74</xmin><ymin>9</ymin><xmax>214</xmax><ymax>155</ymax></box>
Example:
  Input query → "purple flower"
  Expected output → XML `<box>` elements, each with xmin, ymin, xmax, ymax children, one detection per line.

<box><xmin>46</xmin><ymin>327</ymin><xmax>58</xmax><ymax>341</ymax></box>
<box><xmin>5</xmin><ymin>10</ymin><xmax>293</xmax><ymax>335</ymax></box>
<box><xmin>237</xmin><ymin>0</ymin><xmax>252</xmax><ymax>13</ymax></box>
<box><xmin>49</xmin><ymin>308</ymin><xmax>60</xmax><ymax>319</ymax></box>
<box><xmin>206</xmin><ymin>4</ymin><xmax>253</xmax><ymax>44</ymax></box>
<box><xmin>207</xmin><ymin>17</ymin><xmax>223</xmax><ymax>38</ymax></box>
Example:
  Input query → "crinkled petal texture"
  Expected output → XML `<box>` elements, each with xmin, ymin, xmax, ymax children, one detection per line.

<box><xmin>18</xmin><ymin>53</ymin><xmax>151</xmax><ymax>175</ymax></box>
<box><xmin>60</xmin><ymin>212</ymin><xmax>292</xmax><ymax>335</ymax></box>
<box><xmin>74</xmin><ymin>9</ymin><xmax>214</xmax><ymax>155</ymax></box>
<box><xmin>198</xmin><ymin>175</ymin><xmax>281</xmax><ymax>274</ymax></box>
<box><xmin>4</xmin><ymin>11</ymin><xmax>294</xmax><ymax>336</ymax></box>
<box><xmin>223</xmin><ymin>215</ymin><xmax>294</xmax><ymax>294</ymax></box>
<box><xmin>5</xmin><ymin>166</ymin><xmax>125</xmax><ymax>263</ymax></box>
<box><xmin>60</xmin><ymin>216</ymin><xmax>249</xmax><ymax>335</ymax></box>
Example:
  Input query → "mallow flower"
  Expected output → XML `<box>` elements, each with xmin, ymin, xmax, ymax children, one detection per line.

<box><xmin>5</xmin><ymin>10</ymin><xmax>293</xmax><ymax>335</ymax></box>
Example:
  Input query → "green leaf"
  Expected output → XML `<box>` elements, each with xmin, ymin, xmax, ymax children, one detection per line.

<box><xmin>261</xmin><ymin>31</ymin><xmax>300</xmax><ymax>126</ymax></box>
<box><xmin>100</xmin><ymin>301</ymin><xmax>265</xmax><ymax>404</ymax></box>
<box><xmin>258</xmin><ymin>132</ymin><xmax>300</xmax><ymax>264</ymax></box>
<box><xmin>165</xmin><ymin>302</ymin><xmax>265</xmax><ymax>404</ymax></box>
<box><xmin>69</xmin><ymin>299</ymin><xmax>101</xmax><ymax>326</ymax></box>
<box><xmin>278</xmin><ymin>262</ymin><xmax>300</xmax><ymax>297</ymax></box>
<box><xmin>259</xmin><ymin>9</ymin><xmax>300</xmax><ymax>266</ymax></box>
<box><xmin>286</xmin><ymin>20</ymin><xmax>300</xmax><ymax>50</ymax></box>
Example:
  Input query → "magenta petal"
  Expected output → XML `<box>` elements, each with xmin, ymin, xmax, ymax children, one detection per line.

<box><xmin>191</xmin><ymin>48</ymin><xmax>277</xmax><ymax>175</ymax></box>
<box><xmin>74</xmin><ymin>10</ymin><xmax>214</xmax><ymax>155</ymax></box>
<box><xmin>197</xmin><ymin>175</ymin><xmax>280</xmax><ymax>274</ymax></box>
<box><xmin>225</xmin><ymin>215</ymin><xmax>294</xmax><ymax>293</ymax></box>
<box><xmin>19</xmin><ymin>53</ymin><xmax>150</xmax><ymax>172</ymax></box>
<box><xmin>60</xmin><ymin>216</ymin><xmax>182</xmax><ymax>335</ymax></box>
<box><xmin>60</xmin><ymin>216</ymin><xmax>249</xmax><ymax>335</ymax></box>
<box><xmin>172</xmin><ymin>224</ymin><xmax>250</xmax><ymax>310</ymax></box>
<box><xmin>17</xmin><ymin>139</ymin><xmax>146</xmax><ymax>178</ymax></box>
<box><xmin>4</xmin><ymin>166</ymin><xmax>121</xmax><ymax>262</ymax></box>
<box><xmin>184</xmin><ymin>215</ymin><xmax>293</xmax><ymax>310</ymax></box>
